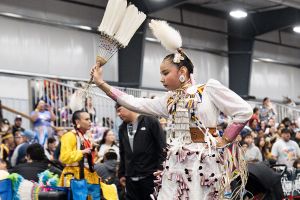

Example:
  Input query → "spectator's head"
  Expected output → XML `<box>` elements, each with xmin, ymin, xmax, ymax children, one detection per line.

<box><xmin>103</xmin><ymin>149</ymin><xmax>118</xmax><ymax>161</ymax></box>
<box><xmin>72</xmin><ymin>110</ymin><xmax>91</xmax><ymax>132</ymax></box>
<box><xmin>255</xmin><ymin>136</ymin><xmax>265</xmax><ymax>148</ymax></box>
<box><xmin>85</xmin><ymin>96</ymin><xmax>93</xmax><ymax>108</ymax></box>
<box><xmin>262</xmin><ymin>97</ymin><xmax>270</xmax><ymax>106</ymax></box>
<box><xmin>282</xmin><ymin>117</ymin><xmax>292</xmax><ymax>128</ymax></box>
<box><xmin>47</xmin><ymin>137</ymin><xmax>56</xmax><ymax>152</ymax></box>
<box><xmin>268</xmin><ymin>118</ymin><xmax>275</xmax><ymax>128</ymax></box>
<box><xmin>0</xmin><ymin>159</ymin><xmax>8</xmax><ymax>171</ymax></box>
<box><xmin>293</xmin><ymin>159</ymin><xmax>300</xmax><ymax>169</ymax></box>
<box><xmin>242</xmin><ymin>130</ymin><xmax>253</xmax><ymax>145</ymax></box>
<box><xmin>14</xmin><ymin>130</ymin><xmax>23</xmax><ymax>146</ymax></box>
<box><xmin>14</xmin><ymin>115</ymin><xmax>22</xmax><ymax>127</ymax></box>
<box><xmin>253</xmin><ymin>107</ymin><xmax>259</xmax><ymax>115</ymax></box>
<box><xmin>280</xmin><ymin>128</ymin><xmax>291</xmax><ymax>142</ymax></box>
<box><xmin>26</xmin><ymin>143</ymin><xmax>45</xmax><ymax>162</ymax></box>
<box><xmin>20</xmin><ymin>130</ymin><xmax>34</xmax><ymax>142</ymax></box>
<box><xmin>115</xmin><ymin>103</ymin><xmax>137</xmax><ymax>123</ymax></box>
<box><xmin>239</xmin><ymin>141</ymin><xmax>249</xmax><ymax>151</ymax></box>
<box><xmin>100</xmin><ymin>129</ymin><xmax>116</xmax><ymax>146</ymax></box>
<box><xmin>249</xmin><ymin>115</ymin><xmax>259</xmax><ymax>130</ymax></box>
<box><xmin>1</xmin><ymin>118</ymin><xmax>10</xmax><ymax>133</ymax></box>
<box><xmin>35</xmin><ymin>99</ymin><xmax>46</xmax><ymax>111</ymax></box>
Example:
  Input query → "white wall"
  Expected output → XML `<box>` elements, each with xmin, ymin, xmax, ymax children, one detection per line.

<box><xmin>0</xmin><ymin>17</ymin><xmax>118</xmax><ymax>82</ymax></box>
<box><xmin>250</xmin><ymin>61</ymin><xmax>300</xmax><ymax>101</ymax></box>
<box><xmin>0</xmin><ymin>76</ymin><xmax>30</xmax><ymax>129</ymax></box>
<box><xmin>142</xmin><ymin>42</ymin><xmax>228</xmax><ymax>89</ymax></box>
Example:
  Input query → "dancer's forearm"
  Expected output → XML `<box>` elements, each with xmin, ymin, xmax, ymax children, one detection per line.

<box><xmin>95</xmin><ymin>81</ymin><xmax>125</xmax><ymax>101</ymax></box>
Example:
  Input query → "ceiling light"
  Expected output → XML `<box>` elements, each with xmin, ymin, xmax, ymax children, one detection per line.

<box><xmin>229</xmin><ymin>9</ymin><xmax>248</xmax><ymax>19</ymax></box>
<box><xmin>2</xmin><ymin>12</ymin><xmax>23</xmax><ymax>18</ymax></box>
<box><xmin>76</xmin><ymin>25</ymin><xmax>92</xmax><ymax>30</ymax></box>
<box><xmin>259</xmin><ymin>58</ymin><xmax>275</xmax><ymax>62</ymax></box>
<box><xmin>293</xmin><ymin>26</ymin><xmax>300</xmax><ymax>33</ymax></box>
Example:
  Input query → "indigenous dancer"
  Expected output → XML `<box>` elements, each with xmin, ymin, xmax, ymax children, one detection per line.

<box><xmin>91</xmin><ymin>20</ymin><xmax>252</xmax><ymax>200</ymax></box>
<box><xmin>59</xmin><ymin>110</ymin><xmax>99</xmax><ymax>187</ymax></box>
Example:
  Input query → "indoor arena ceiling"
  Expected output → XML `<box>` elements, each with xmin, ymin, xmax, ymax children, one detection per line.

<box><xmin>59</xmin><ymin>0</ymin><xmax>300</xmax><ymax>14</ymax></box>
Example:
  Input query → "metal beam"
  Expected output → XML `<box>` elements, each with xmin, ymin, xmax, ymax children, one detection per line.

<box><xmin>228</xmin><ymin>36</ymin><xmax>254</xmax><ymax>96</ymax></box>
<box><xmin>118</xmin><ymin>22</ymin><xmax>147</xmax><ymax>88</ymax></box>
<box><xmin>129</xmin><ymin>0</ymin><xmax>189</xmax><ymax>14</ymax></box>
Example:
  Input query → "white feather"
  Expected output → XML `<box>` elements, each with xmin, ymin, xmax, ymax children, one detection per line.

<box><xmin>18</xmin><ymin>180</ymin><xmax>34</xmax><ymax>200</ymax></box>
<box><xmin>115</xmin><ymin>5</ymin><xmax>146</xmax><ymax>47</ymax></box>
<box><xmin>69</xmin><ymin>91</ymin><xmax>84</xmax><ymax>112</ymax></box>
<box><xmin>149</xmin><ymin>20</ymin><xmax>182</xmax><ymax>52</ymax></box>
<box><xmin>98</xmin><ymin>0</ymin><xmax>127</xmax><ymax>36</ymax></box>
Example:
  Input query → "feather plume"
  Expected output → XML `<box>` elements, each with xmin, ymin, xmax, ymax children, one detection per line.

<box><xmin>149</xmin><ymin>20</ymin><xmax>182</xmax><ymax>52</ymax></box>
<box><xmin>98</xmin><ymin>0</ymin><xmax>127</xmax><ymax>36</ymax></box>
<box><xmin>69</xmin><ymin>91</ymin><xmax>84</xmax><ymax>112</ymax></box>
<box><xmin>114</xmin><ymin>5</ymin><xmax>146</xmax><ymax>47</ymax></box>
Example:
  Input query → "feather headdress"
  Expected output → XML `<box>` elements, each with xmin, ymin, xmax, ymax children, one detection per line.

<box><xmin>149</xmin><ymin>20</ymin><xmax>183</xmax><ymax>63</ymax></box>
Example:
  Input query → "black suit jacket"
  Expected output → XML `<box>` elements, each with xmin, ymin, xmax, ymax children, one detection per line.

<box><xmin>118</xmin><ymin>115</ymin><xmax>166</xmax><ymax>178</ymax></box>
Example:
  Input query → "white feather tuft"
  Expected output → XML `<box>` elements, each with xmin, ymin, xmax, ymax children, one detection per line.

<box><xmin>114</xmin><ymin>5</ymin><xmax>146</xmax><ymax>47</ymax></box>
<box><xmin>149</xmin><ymin>20</ymin><xmax>182</xmax><ymax>52</ymax></box>
<box><xmin>98</xmin><ymin>0</ymin><xmax>127</xmax><ymax>36</ymax></box>
<box><xmin>69</xmin><ymin>91</ymin><xmax>84</xmax><ymax>112</ymax></box>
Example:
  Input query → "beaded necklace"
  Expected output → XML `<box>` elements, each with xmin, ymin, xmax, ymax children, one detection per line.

<box><xmin>167</xmin><ymin>82</ymin><xmax>205</xmax><ymax>143</ymax></box>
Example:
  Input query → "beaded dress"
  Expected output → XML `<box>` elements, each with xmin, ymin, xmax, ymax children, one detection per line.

<box><xmin>109</xmin><ymin>79</ymin><xmax>252</xmax><ymax>200</ymax></box>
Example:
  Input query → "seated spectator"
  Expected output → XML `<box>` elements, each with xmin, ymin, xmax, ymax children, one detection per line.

<box><xmin>45</xmin><ymin>137</ymin><xmax>57</xmax><ymax>161</ymax></box>
<box><xmin>9</xmin><ymin>143</ymin><xmax>49</xmax><ymax>182</ymax></box>
<box><xmin>10</xmin><ymin>130</ymin><xmax>34</xmax><ymax>167</ymax></box>
<box><xmin>243</xmin><ymin>130</ymin><xmax>263</xmax><ymax>163</ymax></box>
<box><xmin>2</xmin><ymin>131</ymin><xmax>15</xmax><ymax>161</ymax></box>
<box><xmin>82</xmin><ymin>97</ymin><xmax>97</xmax><ymax>123</ymax></box>
<box><xmin>97</xmin><ymin>129</ymin><xmax>119</xmax><ymax>163</ymax></box>
<box><xmin>254</xmin><ymin>136</ymin><xmax>272</xmax><ymax>161</ymax></box>
<box><xmin>239</xmin><ymin>140</ymin><xmax>248</xmax><ymax>152</ymax></box>
<box><xmin>0</xmin><ymin>133</ymin><xmax>11</xmax><ymax>162</ymax></box>
<box><xmin>271</xmin><ymin>128</ymin><xmax>300</xmax><ymax>169</ymax></box>
<box><xmin>249</xmin><ymin>115</ymin><xmax>259</xmax><ymax>132</ymax></box>
<box><xmin>0</xmin><ymin>118</ymin><xmax>10</xmax><ymax>135</ymax></box>
<box><xmin>0</xmin><ymin>159</ymin><xmax>8</xmax><ymax>171</ymax></box>
<box><xmin>12</xmin><ymin>115</ymin><xmax>25</xmax><ymax>136</ymax></box>
<box><xmin>95</xmin><ymin>149</ymin><xmax>118</xmax><ymax>184</ymax></box>
<box><xmin>252</xmin><ymin>107</ymin><xmax>260</xmax><ymax>122</ymax></box>
<box><xmin>259</xmin><ymin>97</ymin><xmax>276</xmax><ymax>123</ymax></box>
<box><xmin>14</xmin><ymin>129</ymin><xmax>23</xmax><ymax>146</ymax></box>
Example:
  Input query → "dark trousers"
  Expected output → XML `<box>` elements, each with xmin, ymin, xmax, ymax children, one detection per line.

<box><xmin>125</xmin><ymin>175</ymin><xmax>154</xmax><ymax>200</ymax></box>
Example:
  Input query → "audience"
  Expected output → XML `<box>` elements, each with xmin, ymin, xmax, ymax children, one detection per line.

<box><xmin>9</xmin><ymin>143</ymin><xmax>49</xmax><ymax>182</ymax></box>
<box><xmin>45</xmin><ymin>137</ymin><xmax>57</xmax><ymax>161</ymax></box>
<box><xmin>243</xmin><ymin>130</ymin><xmax>263</xmax><ymax>163</ymax></box>
<box><xmin>97</xmin><ymin>129</ymin><xmax>119</xmax><ymax>163</ymax></box>
<box><xmin>10</xmin><ymin>130</ymin><xmax>34</xmax><ymax>167</ymax></box>
<box><xmin>271</xmin><ymin>128</ymin><xmax>300</xmax><ymax>168</ymax></box>
<box><xmin>12</xmin><ymin>115</ymin><xmax>25</xmax><ymax>135</ymax></box>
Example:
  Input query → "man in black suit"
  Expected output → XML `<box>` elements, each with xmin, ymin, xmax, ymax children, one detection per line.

<box><xmin>116</xmin><ymin>104</ymin><xmax>166</xmax><ymax>200</ymax></box>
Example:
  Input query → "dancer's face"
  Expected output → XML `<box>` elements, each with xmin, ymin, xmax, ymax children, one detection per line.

<box><xmin>160</xmin><ymin>60</ymin><xmax>182</xmax><ymax>91</ymax></box>
<box><xmin>76</xmin><ymin>112</ymin><xmax>92</xmax><ymax>132</ymax></box>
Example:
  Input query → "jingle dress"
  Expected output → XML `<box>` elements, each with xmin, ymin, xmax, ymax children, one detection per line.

<box><xmin>108</xmin><ymin>79</ymin><xmax>252</xmax><ymax>200</ymax></box>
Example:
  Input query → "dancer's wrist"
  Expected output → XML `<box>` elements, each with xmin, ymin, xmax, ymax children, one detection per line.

<box><xmin>96</xmin><ymin>80</ymin><xmax>106</xmax><ymax>87</ymax></box>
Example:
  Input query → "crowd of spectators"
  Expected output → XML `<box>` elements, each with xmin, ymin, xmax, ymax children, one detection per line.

<box><xmin>0</xmin><ymin>95</ymin><xmax>299</xmax><ymax>199</ymax></box>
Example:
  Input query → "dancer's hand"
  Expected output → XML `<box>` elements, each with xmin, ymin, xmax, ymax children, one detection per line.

<box><xmin>216</xmin><ymin>137</ymin><xmax>229</xmax><ymax>148</ymax></box>
<box><xmin>153</xmin><ymin>170</ymin><xmax>162</xmax><ymax>177</ymax></box>
<box><xmin>119</xmin><ymin>177</ymin><xmax>126</xmax><ymax>187</ymax></box>
<box><xmin>90</xmin><ymin>63</ymin><xmax>103</xmax><ymax>85</ymax></box>
<box><xmin>81</xmin><ymin>148</ymin><xmax>91</xmax><ymax>155</ymax></box>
